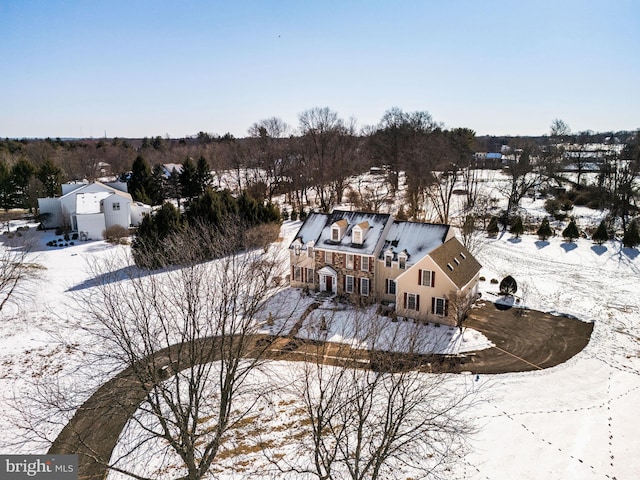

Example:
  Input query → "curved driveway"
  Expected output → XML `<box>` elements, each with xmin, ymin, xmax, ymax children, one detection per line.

<box><xmin>49</xmin><ymin>302</ymin><xmax>593</xmax><ymax>479</ymax></box>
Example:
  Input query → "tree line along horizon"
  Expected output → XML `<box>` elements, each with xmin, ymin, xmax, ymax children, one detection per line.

<box><xmin>1</xmin><ymin>108</ymin><xmax>639</xmax><ymax>256</ymax></box>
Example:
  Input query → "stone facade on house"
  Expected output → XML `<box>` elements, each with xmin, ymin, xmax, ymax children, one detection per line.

<box><xmin>290</xmin><ymin>210</ymin><xmax>482</xmax><ymax>325</ymax></box>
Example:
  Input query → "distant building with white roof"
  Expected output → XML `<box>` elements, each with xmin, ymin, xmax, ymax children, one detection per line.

<box><xmin>38</xmin><ymin>181</ymin><xmax>151</xmax><ymax>240</ymax></box>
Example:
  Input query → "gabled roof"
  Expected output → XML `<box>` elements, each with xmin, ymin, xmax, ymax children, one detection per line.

<box><xmin>291</xmin><ymin>210</ymin><xmax>392</xmax><ymax>255</ymax></box>
<box><xmin>60</xmin><ymin>181</ymin><xmax>132</xmax><ymax>202</ymax></box>
<box><xmin>429</xmin><ymin>237</ymin><xmax>481</xmax><ymax>289</ymax></box>
<box><xmin>379</xmin><ymin>221</ymin><xmax>450</xmax><ymax>264</ymax></box>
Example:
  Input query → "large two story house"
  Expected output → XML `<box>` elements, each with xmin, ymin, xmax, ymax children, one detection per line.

<box><xmin>289</xmin><ymin>210</ymin><xmax>481</xmax><ymax>326</ymax></box>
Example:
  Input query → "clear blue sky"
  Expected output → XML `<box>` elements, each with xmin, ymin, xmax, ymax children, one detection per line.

<box><xmin>1</xmin><ymin>0</ymin><xmax>638</xmax><ymax>139</ymax></box>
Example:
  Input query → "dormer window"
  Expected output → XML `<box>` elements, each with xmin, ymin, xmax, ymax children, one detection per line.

<box><xmin>352</xmin><ymin>221</ymin><xmax>368</xmax><ymax>245</ymax></box>
<box><xmin>385</xmin><ymin>251</ymin><xmax>393</xmax><ymax>268</ymax></box>
<box><xmin>398</xmin><ymin>254</ymin><xmax>407</xmax><ymax>269</ymax></box>
<box><xmin>294</xmin><ymin>244</ymin><xmax>301</xmax><ymax>256</ymax></box>
<box><xmin>330</xmin><ymin>219</ymin><xmax>349</xmax><ymax>242</ymax></box>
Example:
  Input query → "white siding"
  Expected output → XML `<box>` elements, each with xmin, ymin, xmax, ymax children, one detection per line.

<box><xmin>37</xmin><ymin>198</ymin><xmax>63</xmax><ymax>229</ymax></box>
<box><xmin>76</xmin><ymin>214</ymin><xmax>107</xmax><ymax>240</ymax></box>
<box><xmin>103</xmin><ymin>195</ymin><xmax>131</xmax><ymax>228</ymax></box>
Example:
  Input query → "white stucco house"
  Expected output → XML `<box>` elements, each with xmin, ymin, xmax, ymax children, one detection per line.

<box><xmin>38</xmin><ymin>181</ymin><xmax>151</xmax><ymax>240</ymax></box>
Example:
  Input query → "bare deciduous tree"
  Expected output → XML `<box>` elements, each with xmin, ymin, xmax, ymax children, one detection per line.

<box><xmin>35</xmin><ymin>224</ymin><xmax>292</xmax><ymax>480</ymax></box>
<box><xmin>0</xmin><ymin>231</ymin><xmax>40</xmax><ymax>314</ymax></box>
<box><xmin>269</xmin><ymin>311</ymin><xmax>478</xmax><ymax>480</ymax></box>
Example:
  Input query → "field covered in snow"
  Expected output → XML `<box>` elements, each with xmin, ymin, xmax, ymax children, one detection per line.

<box><xmin>1</xmin><ymin>172</ymin><xmax>639</xmax><ymax>479</ymax></box>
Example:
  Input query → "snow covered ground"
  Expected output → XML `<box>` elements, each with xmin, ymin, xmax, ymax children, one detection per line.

<box><xmin>464</xmin><ymin>233</ymin><xmax>640</xmax><ymax>480</ymax></box>
<box><xmin>1</xmin><ymin>192</ymin><xmax>639</xmax><ymax>479</ymax></box>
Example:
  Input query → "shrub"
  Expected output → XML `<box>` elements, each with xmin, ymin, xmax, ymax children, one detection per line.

<box><xmin>592</xmin><ymin>220</ymin><xmax>608</xmax><ymax>245</ymax></box>
<box><xmin>499</xmin><ymin>275</ymin><xmax>518</xmax><ymax>295</ymax></box>
<box><xmin>562</xmin><ymin>219</ymin><xmax>579</xmax><ymax>242</ymax></box>
<box><xmin>623</xmin><ymin>220</ymin><xmax>640</xmax><ymax>248</ymax></box>
<box><xmin>537</xmin><ymin>217</ymin><xmax>552</xmax><ymax>240</ymax></box>
<box><xmin>510</xmin><ymin>216</ymin><xmax>524</xmax><ymax>238</ymax></box>
<box><xmin>487</xmin><ymin>216</ymin><xmax>499</xmax><ymax>237</ymax></box>
<box><xmin>544</xmin><ymin>198</ymin><xmax>562</xmax><ymax>218</ymax></box>
<box><xmin>244</xmin><ymin>222</ymin><xmax>281</xmax><ymax>251</ymax></box>
<box><xmin>103</xmin><ymin>224</ymin><xmax>130</xmax><ymax>245</ymax></box>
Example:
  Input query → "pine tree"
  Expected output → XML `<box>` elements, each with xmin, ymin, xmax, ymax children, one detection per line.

<box><xmin>37</xmin><ymin>159</ymin><xmax>62</xmax><ymax>197</ymax></box>
<box><xmin>510</xmin><ymin>216</ymin><xmax>524</xmax><ymax>238</ymax></box>
<box><xmin>128</xmin><ymin>156</ymin><xmax>153</xmax><ymax>203</ymax></box>
<box><xmin>487</xmin><ymin>216</ymin><xmax>499</xmax><ymax>237</ymax></box>
<box><xmin>179</xmin><ymin>157</ymin><xmax>200</xmax><ymax>201</ymax></box>
<box><xmin>562</xmin><ymin>219</ymin><xmax>579</xmax><ymax>242</ymax></box>
<box><xmin>623</xmin><ymin>220</ymin><xmax>640</xmax><ymax>248</ymax></box>
<box><xmin>499</xmin><ymin>275</ymin><xmax>518</xmax><ymax>295</ymax></box>
<box><xmin>592</xmin><ymin>220</ymin><xmax>609</xmax><ymax>246</ymax></box>
<box><xmin>149</xmin><ymin>164</ymin><xmax>167</xmax><ymax>206</ymax></box>
<box><xmin>537</xmin><ymin>217</ymin><xmax>552</xmax><ymax>241</ymax></box>
<box><xmin>195</xmin><ymin>156</ymin><xmax>212</xmax><ymax>195</ymax></box>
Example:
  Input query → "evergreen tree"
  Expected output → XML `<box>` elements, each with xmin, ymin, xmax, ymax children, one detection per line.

<box><xmin>537</xmin><ymin>217</ymin><xmax>552</xmax><ymax>241</ymax></box>
<box><xmin>195</xmin><ymin>156</ymin><xmax>212</xmax><ymax>195</ymax></box>
<box><xmin>166</xmin><ymin>168</ymin><xmax>182</xmax><ymax>207</ymax></box>
<box><xmin>510</xmin><ymin>216</ymin><xmax>524</xmax><ymax>238</ymax></box>
<box><xmin>132</xmin><ymin>203</ymin><xmax>182</xmax><ymax>268</ymax></box>
<box><xmin>11</xmin><ymin>159</ymin><xmax>35</xmax><ymax>208</ymax></box>
<box><xmin>37</xmin><ymin>159</ymin><xmax>62</xmax><ymax>197</ymax></box>
<box><xmin>299</xmin><ymin>209</ymin><xmax>308</xmax><ymax>221</ymax></box>
<box><xmin>237</xmin><ymin>191</ymin><xmax>259</xmax><ymax>225</ymax></box>
<box><xmin>499</xmin><ymin>275</ymin><xmax>518</xmax><ymax>295</ymax></box>
<box><xmin>185</xmin><ymin>188</ymin><xmax>225</xmax><ymax>228</ymax></box>
<box><xmin>128</xmin><ymin>155</ymin><xmax>153</xmax><ymax>203</ymax></box>
<box><xmin>179</xmin><ymin>157</ymin><xmax>200</xmax><ymax>201</ymax></box>
<box><xmin>290</xmin><ymin>208</ymin><xmax>298</xmax><ymax>221</ymax></box>
<box><xmin>592</xmin><ymin>220</ymin><xmax>609</xmax><ymax>246</ymax></box>
<box><xmin>149</xmin><ymin>164</ymin><xmax>167</xmax><ymax>206</ymax></box>
<box><xmin>487</xmin><ymin>216</ymin><xmax>499</xmax><ymax>237</ymax></box>
<box><xmin>0</xmin><ymin>161</ymin><xmax>15</xmax><ymax>210</ymax></box>
<box><xmin>562</xmin><ymin>219</ymin><xmax>579</xmax><ymax>242</ymax></box>
<box><xmin>622</xmin><ymin>220</ymin><xmax>640</xmax><ymax>248</ymax></box>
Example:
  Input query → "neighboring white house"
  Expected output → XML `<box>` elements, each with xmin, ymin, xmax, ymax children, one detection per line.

<box><xmin>38</xmin><ymin>181</ymin><xmax>151</xmax><ymax>240</ymax></box>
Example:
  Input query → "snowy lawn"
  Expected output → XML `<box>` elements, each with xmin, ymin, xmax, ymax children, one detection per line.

<box><xmin>0</xmin><ymin>217</ymin><xmax>639</xmax><ymax>480</ymax></box>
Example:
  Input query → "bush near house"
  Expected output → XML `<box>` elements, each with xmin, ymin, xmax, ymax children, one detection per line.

<box><xmin>103</xmin><ymin>225</ymin><xmax>130</xmax><ymax>245</ymax></box>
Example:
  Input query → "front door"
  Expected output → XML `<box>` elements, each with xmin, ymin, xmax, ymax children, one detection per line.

<box><xmin>326</xmin><ymin>275</ymin><xmax>333</xmax><ymax>293</ymax></box>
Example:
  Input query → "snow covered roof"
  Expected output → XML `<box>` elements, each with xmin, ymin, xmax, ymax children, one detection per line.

<box><xmin>318</xmin><ymin>211</ymin><xmax>392</xmax><ymax>255</ymax></box>
<box><xmin>291</xmin><ymin>213</ymin><xmax>329</xmax><ymax>247</ymax></box>
<box><xmin>291</xmin><ymin>211</ymin><xmax>392</xmax><ymax>255</ymax></box>
<box><xmin>163</xmin><ymin>163</ymin><xmax>183</xmax><ymax>175</ymax></box>
<box><xmin>75</xmin><ymin>192</ymin><xmax>111</xmax><ymax>214</ymax></box>
<box><xmin>379</xmin><ymin>221</ymin><xmax>450</xmax><ymax>264</ymax></box>
<box><xmin>60</xmin><ymin>181</ymin><xmax>132</xmax><ymax>202</ymax></box>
